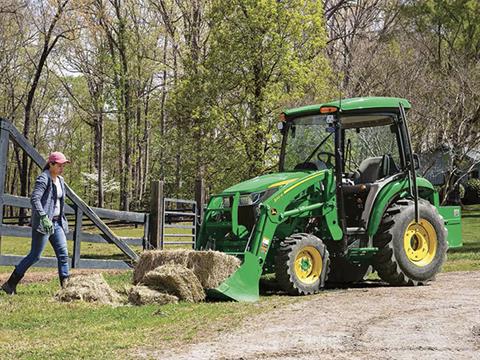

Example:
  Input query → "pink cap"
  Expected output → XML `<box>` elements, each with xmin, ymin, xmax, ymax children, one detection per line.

<box><xmin>48</xmin><ymin>151</ymin><xmax>70</xmax><ymax>164</ymax></box>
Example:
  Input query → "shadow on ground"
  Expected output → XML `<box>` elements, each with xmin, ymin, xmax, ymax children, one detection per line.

<box><xmin>259</xmin><ymin>276</ymin><xmax>391</xmax><ymax>296</ymax></box>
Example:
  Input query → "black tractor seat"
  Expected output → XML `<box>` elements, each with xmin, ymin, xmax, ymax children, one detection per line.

<box><xmin>353</xmin><ymin>155</ymin><xmax>398</xmax><ymax>185</ymax></box>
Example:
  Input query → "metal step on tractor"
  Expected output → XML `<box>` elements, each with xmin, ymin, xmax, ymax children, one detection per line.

<box><xmin>196</xmin><ymin>97</ymin><xmax>462</xmax><ymax>302</ymax></box>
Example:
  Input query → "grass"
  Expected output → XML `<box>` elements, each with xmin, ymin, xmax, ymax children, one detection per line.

<box><xmin>0</xmin><ymin>271</ymin><xmax>296</xmax><ymax>359</ymax></box>
<box><xmin>0</xmin><ymin>206</ymin><xmax>479</xmax><ymax>358</ymax></box>
<box><xmin>0</xmin><ymin>224</ymin><xmax>296</xmax><ymax>359</ymax></box>
<box><xmin>0</xmin><ymin>224</ymin><xmax>193</xmax><ymax>261</ymax></box>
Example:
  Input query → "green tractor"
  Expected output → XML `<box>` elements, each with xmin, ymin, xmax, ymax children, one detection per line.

<box><xmin>196</xmin><ymin>97</ymin><xmax>462</xmax><ymax>302</ymax></box>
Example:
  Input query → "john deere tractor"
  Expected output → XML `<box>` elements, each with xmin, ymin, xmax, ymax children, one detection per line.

<box><xmin>196</xmin><ymin>97</ymin><xmax>462</xmax><ymax>301</ymax></box>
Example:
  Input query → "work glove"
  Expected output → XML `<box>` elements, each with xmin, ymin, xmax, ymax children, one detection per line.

<box><xmin>40</xmin><ymin>215</ymin><xmax>53</xmax><ymax>235</ymax></box>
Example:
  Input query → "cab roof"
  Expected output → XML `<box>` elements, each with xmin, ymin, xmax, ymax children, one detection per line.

<box><xmin>283</xmin><ymin>97</ymin><xmax>411</xmax><ymax>119</ymax></box>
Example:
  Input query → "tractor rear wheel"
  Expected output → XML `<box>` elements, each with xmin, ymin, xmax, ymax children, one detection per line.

<box><xmin>373</xmin><ymin>199</ymin><xmax>447</xmax><ymax>285</ymax></box>
<box><xmin>275</xmin><ymin>233</ymin><xmax>329</xmax><ymax>295</ymax></box>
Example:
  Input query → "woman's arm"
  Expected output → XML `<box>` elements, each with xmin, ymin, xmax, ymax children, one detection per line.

<box><xmin>30</xmin><ymin>173</ymin><xmax>48</xmax><ymax>216</ymax></box>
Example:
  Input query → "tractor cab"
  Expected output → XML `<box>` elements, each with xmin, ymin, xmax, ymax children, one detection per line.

<box><xmin>279</xmin><ymin>98</ymin><xmax>412</xmax><ymax>233</ymax></box>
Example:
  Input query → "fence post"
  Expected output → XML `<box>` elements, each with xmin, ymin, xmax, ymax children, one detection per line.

<box><xmin>72</xmin><ymin>206</ymin><xmax>83</xmax><ymax>268</ymax></box>
<box><xmin>195</xmin><ymin>178</ymin><xmax>205</xmax><ymax>224</ymax></box>
<box><xmin>149</xmin><ymin>180</ymin><xmax>164</xmax><ymax>249</ymax></box>
<box><xmin>142</xmin><ymin>213</ymin><xmax>150</xmax><ymax>250</ymax></box>
<box><xmin>0</xmin><ymin>122</ymin><xmax>9</xmax><ymax>252</ymax></box>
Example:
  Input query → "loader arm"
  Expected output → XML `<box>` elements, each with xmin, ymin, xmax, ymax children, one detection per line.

<box><xmin>197</xmin><ymin>170</ymin><xmax>342</xmax><ymax>302</ymax></box>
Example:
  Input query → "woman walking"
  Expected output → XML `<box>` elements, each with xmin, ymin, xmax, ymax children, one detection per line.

<box><xmin>1</xmin><ymin>152</ymin><xmax>71</xmax><ymax>295</ymax></box>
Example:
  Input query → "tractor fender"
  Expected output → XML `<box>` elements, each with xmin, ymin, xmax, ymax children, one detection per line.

<box><xmin>367</xmin><ymin>176</ymin><xmax>436</xmax><ymax>237</ymax></box>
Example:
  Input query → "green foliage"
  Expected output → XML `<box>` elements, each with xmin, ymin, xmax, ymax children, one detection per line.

<box><xmin>402</xmin><ymin>0</ymin><xmax>480</xmax><ymax>61</ymax></box>
<box><xmin>463</xmin><ymin>178</ymin><xmax>480</xmax><ymax>204</ymax></box>
<box><xmin>205</xmin><ymin>0</ymin><xmax>330</xmax><ymax>178</ymax></box>
<box><xmin>164</xmin><ymin>0</ymin><xmax>332</xmax><ymax>195</ymax></box>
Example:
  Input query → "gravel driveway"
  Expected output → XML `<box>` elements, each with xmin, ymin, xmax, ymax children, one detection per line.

<box><xmin>149</xmin><ymin>271</ymin><xmax>480</xmax><ymax>360</ymax></box>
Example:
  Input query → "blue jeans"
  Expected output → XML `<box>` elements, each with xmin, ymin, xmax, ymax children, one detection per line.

<box><xmin>15</xmin><ymin>221</ymin><xmax>69</xmax><ymax>278</ymax></box>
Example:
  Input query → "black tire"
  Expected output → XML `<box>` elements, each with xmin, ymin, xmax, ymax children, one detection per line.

<box><xmin>275</xmin><ymin>233</ymin><xmax>330</xmax><ymax>295</ymax></box>
<box><xmin>373</xmin><ymin>199</ymin><xmax>448</xmax><ymax>285</ymax></box>
<box><xmin>327</xmin><ymin>257</ymin><xmax>371</xmax><ymax>284</ymax></box>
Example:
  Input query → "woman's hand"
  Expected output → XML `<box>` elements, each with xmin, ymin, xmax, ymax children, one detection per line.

<box><xmin>40</xmin><ymin>215</ymin><xmax>53</xmax><ymax>234</ymax></box>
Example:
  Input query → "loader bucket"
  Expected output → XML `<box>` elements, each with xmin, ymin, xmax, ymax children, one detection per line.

<box><xmin>206</xmin><ymin>252</ymin><xmax>262</xmax><ymax>302</ymax></box>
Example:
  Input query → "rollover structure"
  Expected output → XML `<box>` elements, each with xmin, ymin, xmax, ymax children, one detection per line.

<box><xmin>196</xmin><ymin>97</ymin><xmax>462</xmax><ymax>301</ymax></box>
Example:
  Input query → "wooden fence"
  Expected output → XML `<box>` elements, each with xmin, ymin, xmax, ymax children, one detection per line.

<box><xmin>0</xmin><ymin>118</ymin><xmax>204</xmax><ymax>270</ymax></box>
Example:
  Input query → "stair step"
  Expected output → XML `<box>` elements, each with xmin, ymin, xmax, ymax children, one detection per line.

<box><xmin>346</xmin><ymin>227</ymin><xmax>366</xmax><ymax>235</ymax></box>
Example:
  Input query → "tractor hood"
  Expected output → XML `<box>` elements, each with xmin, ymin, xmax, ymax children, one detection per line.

<box><xmin>222</xmin><ymin>171</ymin><xmax>314</xmax><ymax>194</ymax></box>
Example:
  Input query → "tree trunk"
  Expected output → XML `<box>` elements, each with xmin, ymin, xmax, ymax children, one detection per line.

<box><xmin>175</xmin><ymin>151</ymin><xmax>181</xmax><ymax>198</ymax></box>
<box><xmin>94</xmin><ymin>111</ymin><xmax>104</xmax><ymax>208</ymax></box>
<box><xmin>248</xmin><ymin>63</ymin><xmax>265</xmax><ymax>176</ymax></box>
<box><xmin>159</xmin><ymin>34</ymin><xmax>168</xmax><ymax>180</ymax></box>
<box><xmin>142</xmin><ymin>93</ymin><xmax>150</xmax><ymax>205</ymax></box>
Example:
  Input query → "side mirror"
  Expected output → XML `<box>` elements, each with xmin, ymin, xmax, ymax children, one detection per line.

<box><xmin>413</xmin><ymin>153</ymin><xmax>420</xmax><ymax>170</ymax></box>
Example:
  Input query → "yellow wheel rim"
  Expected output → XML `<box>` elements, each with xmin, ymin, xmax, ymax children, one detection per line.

<box><xmin>294</xmin><ymin>246</ymin><xmax>322</xmax><ymax>284</ymax></box>
<box><xmin>403</xmin><ymin>219</ymin><xmax>437</xmax><ymax>267</ymax></box>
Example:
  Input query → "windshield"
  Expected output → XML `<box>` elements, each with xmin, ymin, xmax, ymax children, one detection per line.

<box><xmin>281</xmin><ymin>114</ymin><xmax>335</xmax><ymax>171</ymax></box>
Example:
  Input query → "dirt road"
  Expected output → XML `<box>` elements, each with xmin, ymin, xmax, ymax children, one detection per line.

<box><xmin>148</xmin><ymin>271</ymin><xmax>480</xmax><ymax>360</ymax></box>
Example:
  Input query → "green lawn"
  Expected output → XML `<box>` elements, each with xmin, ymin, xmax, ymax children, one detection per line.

<box><xmin>0</xmin><ymin>225</ymin><xmax>193</xmax><ymax>262</ymax></box>
<box><xmin>0</xmin><ymin>224</ymin><xmax>296</xmax><ymax>359</ymax></box>
<box><xmin>443</xmin><ymin>204</ymin><xmax>480</xmax><ymax>272</ymax></box>
<box><xmin>0</xmin><ymin>207</ymin><xmax>479</xmax><ymax>358</ymax></box>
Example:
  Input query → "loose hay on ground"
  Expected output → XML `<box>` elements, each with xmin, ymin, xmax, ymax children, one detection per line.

<box><xmin>133</xmin><ymin>250</ymin><xmax>241</xmax><ymax>289</ymax></box>
<box><xmin>128</xmin><ymin>285</ymin><xmax>178</xmax><ymax>306</ymax></box>
<box><xmin>55</xmin><ymin>273</ymin><xmax>121</xmax><ymax>305</ymax></box>
<box><xmin>142</xmin><ymin>264</ymin><xmax>205</xmax><ymax>302</ymax></box>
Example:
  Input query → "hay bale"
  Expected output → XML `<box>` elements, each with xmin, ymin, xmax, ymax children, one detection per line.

<box><xmin>128</xmin><ymin>285</ymin><xmax>178</xmax><ymax>306</ymax></box>
<box><xmin>133</xmin><ymin>249</ymin><xmax>191</xmax><ymax>284</ymax></box>
<box><xmin>55</xmin><ymin>274</ymin><xmax>121</xmax><ymax>305</ymax></box>
<box><xmin>133</xmin><ymin>249</ymin><xmax>241</xmax><ymax>289</ymax></box>
<box><xmin>142</xmin><ymin>264</ymin><xmax>205</xmax><ymax>302</ymax></box>
<box><xmin>187</xmin><ymin>250</ymin><xmax>241</xmax><ymax>289</ymax></box>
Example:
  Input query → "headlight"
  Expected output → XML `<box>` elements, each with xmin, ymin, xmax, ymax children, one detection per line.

<box><xmin>240</xmin><ymin>188</ymin><xmax>279</xmax><ymax>207</ymax></box>
<box><xmin>221</xmin><ymin>188</ymin><xmax>279</xmax><ymax>208</ymax></box>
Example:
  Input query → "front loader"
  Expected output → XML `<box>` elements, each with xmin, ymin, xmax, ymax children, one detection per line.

<box><xmin>196</xmin><ymin>97</ymin><xmax>462</xmax><ymax>302</ymax></box>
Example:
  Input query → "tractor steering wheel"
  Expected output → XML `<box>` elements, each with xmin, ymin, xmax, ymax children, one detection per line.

<box><xmin>316</xmin><ymin>151</ymin><xmax>335</xmax><ymax>169</ymax></box>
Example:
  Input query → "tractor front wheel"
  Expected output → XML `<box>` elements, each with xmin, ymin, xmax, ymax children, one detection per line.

<box><xmin>275</xmin><ymin>233</ymin><xmax>329</xmax><ymax>295</ymax></box>
<box><xmin>373</xmin><ymin>199</ymin><xmax>447</xmax><ymax>285</ymax></box>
